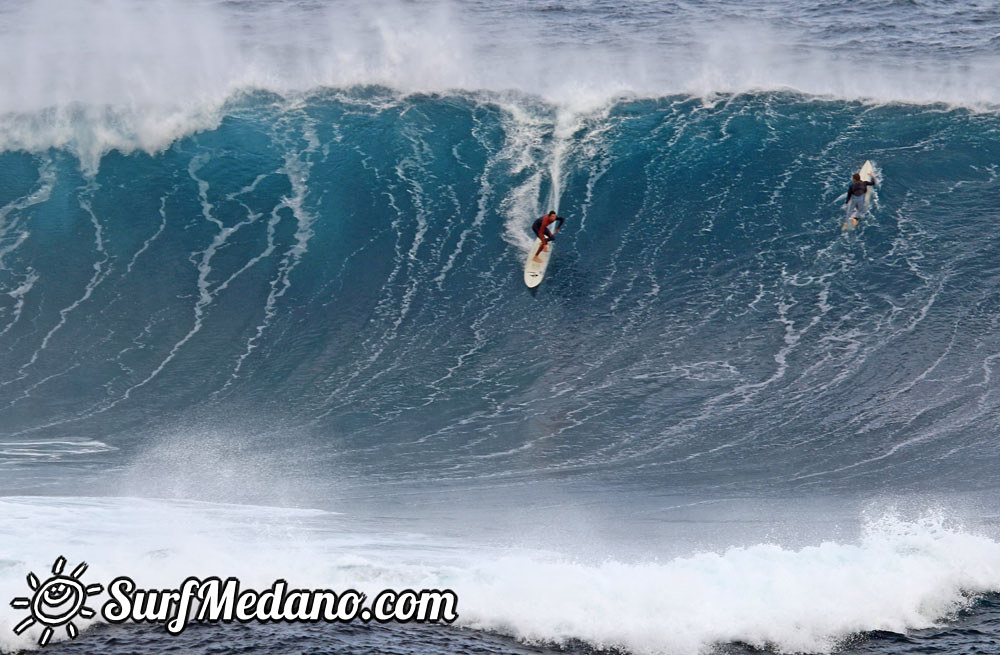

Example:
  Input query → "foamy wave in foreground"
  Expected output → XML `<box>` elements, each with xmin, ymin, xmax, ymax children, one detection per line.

<box><xmin>1</xmin><ymin>497</ymin><xmax>997</xmax><ymax>654</ymax></box>
<box><xmin>460</xmin><ymin>512</ymin><xmax>1000</xmax><ymax>653</ymax></box>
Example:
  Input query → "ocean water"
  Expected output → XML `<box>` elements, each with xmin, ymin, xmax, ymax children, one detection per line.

<box><xmin>2</xmin><ymin>0</ymin><xmax>1000</xmax><ymax>653</ymax></box>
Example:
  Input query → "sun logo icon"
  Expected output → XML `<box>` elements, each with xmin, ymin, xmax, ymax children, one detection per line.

<box><xmin>9</xmin><ymin>556</ymin><xmax>103</xmax><ymax>647</ymax></box>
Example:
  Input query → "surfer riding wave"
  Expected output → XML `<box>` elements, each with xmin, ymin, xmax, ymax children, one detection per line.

<box><xmin>532</xmin><ymin>211</ymin><xmax>565</xmax><ymax>262</ymax></box>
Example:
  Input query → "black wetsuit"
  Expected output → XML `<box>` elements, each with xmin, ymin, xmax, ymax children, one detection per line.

<box><xmin>844</xmin><ymin>180</ymin><xmax>875</xmax><ymax>203</ymax></box>
<box><xmin>532</xmin><ymin>215</ymin><xmax>565</xmax><ymax>242</ymax></box>
<box><xmin>844</xmin><ymin>179</ymin><xmax>876</xmax><ymax>221</ymax></box>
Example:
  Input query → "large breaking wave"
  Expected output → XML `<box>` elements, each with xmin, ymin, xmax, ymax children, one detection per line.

<box><xmin>2</xmin><ymin>88</ymin><xmax>999</xmax><ymax>498</ymax></box>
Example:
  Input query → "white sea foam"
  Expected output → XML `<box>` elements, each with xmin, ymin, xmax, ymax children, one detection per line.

<box><xmin>0</xmin><ymin>439</ymin><xmax>115</xmax><ymax>460</ymax></box>
<box><xmin>458</xmin><ymin>511</ymin><xmax>1000</xmax><ymax>654</ymax></box>
<box><xmin>1</xmin><ymin>0</ymin><xmax>997</xmax><ymax>169</ymax></box>
<box><xmin>1</xmin><ymin>497</ymin><xmax>998</xmax><ymax>654</ymax></box>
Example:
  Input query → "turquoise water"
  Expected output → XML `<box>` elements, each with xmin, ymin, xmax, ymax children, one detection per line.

<box><xmin>2</xmin><ymin>1</ymin><xmax>1000</xmax><ymax>654</ymax></box>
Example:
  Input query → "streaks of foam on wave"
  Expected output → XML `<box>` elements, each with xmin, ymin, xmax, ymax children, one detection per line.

<box><xmin>423</xmin><ymin>248</ymin><xmax>514</xmax><ymax>403</ymax></box>
<box><xmin>0</xmin><ymin>158</ymin><xmax>56</xmax><ymax>344</ymax></box>
<box><xmin>315</xmin><ymin>125</ymin><xmax>437</xmax><ymax>415</ymax></box>
<box><xmin>0</xmin><ymin>156</ymin><xmax>56</xmax><ymax>266</ymax></box>
<box><xmin>107</xmin><ymin>308</ymin><xmax>174</xmax><ymax>394</ymax></box>
<box><xmin>563</xmin><ymin>161</ymin><xmax>847</xmax><ymax>469</ymax></box>
<box><xmin>3</xmin><ymin>180</ymin><xmax>110</xmax><ymax>394</ymax></box>
<box><xmin>433</xmin><ymin>105</ymin><xmax>498</xmax><ymax>288</ymax></box>
<box><xmin>573</xmin><ymin>117</ymin><xmax>615</xmax><ymax>237</ymax></box>
<box><xmin>600</xmin><ymin>101</ymin><xmax>710</xmax><ymax>307</ymax></box>
<box><xmin>831</xmin><ymin>212</ymin><xmax>947</xmax><ymax>435</ymax></box>
<box><xmin>124</xmin><ymin>187</ymin><xmax>171</xmax><ymax>276</ymax></box>
<box><xmin>662</xmin><ymin>287</ymin><xmax>929</xmax><ymax>474</ymax></box>
<box><xmin>417</xmin><ymin>282</ymin><xmax>520</xmax><ymax>443</ymax></box>
<box><xmin>222</xmin><ymin>112</ymin><xmax>321</xmax><ymax>391</ymax></box>
<box><xmin>102</xmin><ymin>151</ymin><xmax>263</xmax><ymax>408</ymax></box>
<box><xmin>317</xmin><ymin>124</ymin><xmax>496</xmax><ymax>424</ymax></box>
<box><xmin>4</xmin><ymin>363</ymin><xmax>84</xmax><ymax>412</ymax></box>
<box><xmin>311</xmin><ymin>131</ymin><xmax>400</xmax><ymax>309</ymax></box>
<box><xmin>422</xmin><ymin>122</ymin><xmax>509</xmax><ymax>398</ymax></box>
<box><xmin>0</xmin><ymin>439</ymin><xmax>115</xmax><ymax>460</ymax></box>
<box><xmin>0</xmin><ymin>270</ymin><xmax>38</xmax><ymax>341</ymax></box>
<box><xmin>217</xmin><ymin>207</ymin><xmax>280</xmax><ymax>390</ymax></box>
<box><xmin>782</xmin><ymin>236</ymin><xmax>980</xmax><ymax>480</ymax></box>
<box><xmin>388</xmin><ymin>130</ymin><xmax>433</xmax><ymax>330</ymax></box>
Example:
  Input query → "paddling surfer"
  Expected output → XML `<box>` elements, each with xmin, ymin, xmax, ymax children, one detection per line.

<box><xmin>843</xmin><ymin>172</ymin><xmax>877</xmax><ymax>229</ymax></box>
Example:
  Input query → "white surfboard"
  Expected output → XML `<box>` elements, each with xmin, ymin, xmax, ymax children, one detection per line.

<box><xmin>524</xmin><ymin>237</ymin><xmax>552</xmax><ymax>288</ymax></box>
<box><xmin>842</xmin><ymin>160</ymin><xmax>875</xmax><ymax>232</ymax></box>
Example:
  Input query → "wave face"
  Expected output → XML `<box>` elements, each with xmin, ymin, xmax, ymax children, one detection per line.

<box><xmin>2</xmin><ymin>89</ymin><xmax>1000</xmax><ymax>499</ymax></box>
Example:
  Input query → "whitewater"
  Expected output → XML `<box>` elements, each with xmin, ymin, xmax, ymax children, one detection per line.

<box><xmin>2</xmin><ymin>1</ymin><xmax>1000</xmax><ymax>654</ymax></box>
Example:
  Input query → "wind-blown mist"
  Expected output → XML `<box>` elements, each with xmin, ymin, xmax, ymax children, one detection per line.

<box><xmin>2</xmin><ymin>0</ymin><xmax>999</xmax><ymax>169</ymax></box>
